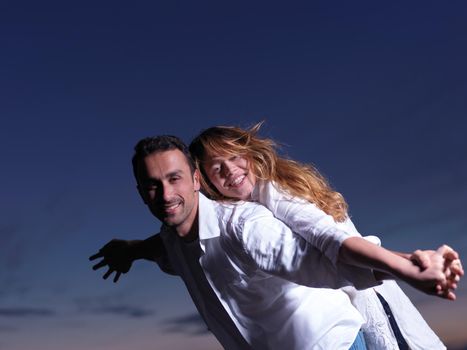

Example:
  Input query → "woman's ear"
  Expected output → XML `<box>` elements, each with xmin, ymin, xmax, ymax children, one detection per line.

<box><xmin>193</xmin><ymin>169</ymin><xmax>201</xmax><ymax>192</ymax></box>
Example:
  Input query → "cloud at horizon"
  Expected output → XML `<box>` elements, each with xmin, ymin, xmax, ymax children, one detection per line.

<box><xmin>0</xmin><ymin>307</ymin><xmax>55</xmax><ymax>318</ymax></box>
<box><xmin>161</xmin><ymin>312</ymin><xmax>210</xmax><ymax>336</ymax></box>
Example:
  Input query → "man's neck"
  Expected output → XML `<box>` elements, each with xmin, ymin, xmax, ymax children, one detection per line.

<box><xmin>181</xmin><ymin>214</ymin><xmax>199</xmax><ymax>242</ymax></box>
<box><xmin>175</xmin><ymin>208</ymin><xmax>200</xmax><ymax>243</ymax></box>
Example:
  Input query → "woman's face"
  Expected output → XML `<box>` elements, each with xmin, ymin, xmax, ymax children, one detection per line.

<box><xmin>203</xmin><ymin>154</ymin><xmax>256</xmax><ymax>200</ymax></box>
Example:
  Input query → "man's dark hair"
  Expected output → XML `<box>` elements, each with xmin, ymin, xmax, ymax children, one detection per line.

<box><xmin>132</xmin><ymin>135</ymin><xmax>196</xmax><ymax>182</ymax></box>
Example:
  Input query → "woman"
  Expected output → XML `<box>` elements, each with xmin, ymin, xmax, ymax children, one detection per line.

<box><xmin>189</xmin><ymin>122</ymin><xmax>462</xmax><ymax>350</ymax></box>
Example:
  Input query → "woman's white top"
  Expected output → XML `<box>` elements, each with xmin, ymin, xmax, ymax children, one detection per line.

<box><xmin>251</xmin><ymin>180</ymin><xmax>445</xmax><ymax>350</ymax></box>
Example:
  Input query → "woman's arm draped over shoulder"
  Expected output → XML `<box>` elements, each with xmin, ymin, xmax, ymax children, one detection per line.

<box><xmin>233</xmin><ymin>204</ymin><xmax>380</xmax><ymax>290</ymax></box>
<box><xmin>254</xmin><ymin>181</ymin><xmax>357</xmax><ymax>264</ymax></box>
<box><xmin>253</xmin><ymin>181</ymin><xmax>461</xmax><ymax>299</ymax></box>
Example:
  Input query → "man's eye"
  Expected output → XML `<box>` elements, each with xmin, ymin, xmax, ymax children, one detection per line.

<box><xmin>145</xmin><ymin>184</ymin><xmax>157</xmax><ymax>191</ymax></box>
<box><xmin>170</xmin><ymin>177</ymin><xmax>180</xmax><ymax>183</ymax></box>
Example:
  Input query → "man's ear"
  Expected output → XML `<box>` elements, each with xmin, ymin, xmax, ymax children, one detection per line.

<box><xmin>193</xmin><ymin>169</ymin><xmax>201</xmax><ymax>192</ymax></box>
<box><xmin>137</xmin><ymin>184</ymin><xmax>149</xmax><ymax>204</ymax></box>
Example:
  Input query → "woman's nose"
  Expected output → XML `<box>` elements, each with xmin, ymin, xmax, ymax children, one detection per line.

<box><xmin>222</xmin><ymin>161</ymin><xmax>235</xmax><ymax>177</ymax></box>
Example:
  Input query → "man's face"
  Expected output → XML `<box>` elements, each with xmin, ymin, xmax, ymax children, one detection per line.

<box><xmin>137</xmin><ymin>149</ymin><xmax>200</xmax><ymax>237</ymax></box>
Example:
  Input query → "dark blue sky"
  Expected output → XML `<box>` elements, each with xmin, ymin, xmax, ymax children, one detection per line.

<box><xmin>1</xmin><ymin>1</ymin><xmax>467</xmax><ymax>349</ymax></box>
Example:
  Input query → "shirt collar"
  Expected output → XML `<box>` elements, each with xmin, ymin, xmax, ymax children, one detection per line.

<box><xmin>198</xmin><ymin>192</ymin><xmax>221</xmax><ymax>241</ymax></box>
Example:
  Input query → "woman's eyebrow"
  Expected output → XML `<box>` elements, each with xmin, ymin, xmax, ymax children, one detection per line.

<box><xmin>206</xmin><ymin>156</ymin><xmax>227</xmax><ymax>162</ymax></box>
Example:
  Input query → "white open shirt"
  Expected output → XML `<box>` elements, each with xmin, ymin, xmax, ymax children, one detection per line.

<box><xmin>159</xmin><ymin>193</ymin><xmax>382</xmax><ymax>350</ymax></box>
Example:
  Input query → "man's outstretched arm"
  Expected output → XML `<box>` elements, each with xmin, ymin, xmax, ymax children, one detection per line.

<box><xmin>89</xmin><ymin>234</ymin><xmax>170</xmax><ymax>283</ymax></box>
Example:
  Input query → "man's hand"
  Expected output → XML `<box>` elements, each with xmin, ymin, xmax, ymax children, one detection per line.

<box><xmin>408</xmin><ymin>245</ymin><xmax>464</xmax><ymax>300</ymax></box>
<box><xmin>89</xmin><ymin>239</ymin><xmax>137</xmax><ymax>283</ymax></box>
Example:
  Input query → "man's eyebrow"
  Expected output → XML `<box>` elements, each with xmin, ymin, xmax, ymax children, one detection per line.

<box><xmin>143</xmin><ymin>170</ymin><xmax>184</xmax><ymax>181</ymax></box>
<box><xmin>166</xmin><ymin>170</ymin><xmax>184</xmax><ymax>177</ymax></box>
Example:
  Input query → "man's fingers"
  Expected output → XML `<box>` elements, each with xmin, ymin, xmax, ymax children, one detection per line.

<box><xmin>449</xmin><ymin>260</ymin><xmax>464</xmax><ymax>276</ymax></box>
<box><xmin>103</xmin><ymin>268</ymin><xmax>113</xmax><ymax>280</ymax></box>
<box><xmin>411</xmin><ymin>250</ymin><xmax>430</xmax><ymax>270</ymax></box>
<box><xmin>435</xmin><ymin>282</ymin><xmax>457</xmax><ymax>301</ymax></box>
<box><xmin>89</xmin><ymin>252</ymin><xmax>103</xmax><ymax>261</ymax></box>
<box><xmin>444</xmin><ymin>288</ymin><xmax>456</xmax><ymax>301</ymax></box>
<box><xmin>440</xmin><ymin>288</ymin><xmax>456</xmax><ymax>301</ymax></box>
<box><xmin>450</xmin><ymin>268</ymin><xmax>464</xmax><ymax>279</ymax></box>
<box><xmin>113</xmin><ymin>271</ymin><xmax>121</xmax><ymax>283</ymax></box>
<box><xmin>447</xmin><ymin>271</ymin><xmax>461</xmax><ymax>284</ymax></box>
<box><xmin>443</xmin><ymin>251</ymin><xmax>459</xmax><ymax>261</ymax></box>
<box><xmin>437</xmin><ymin>245</ymin><xmax>458</xmax><ymax>260</ymax></box>
<box><xmin>92</xmin><ymin>260</ymin><xmax>108</xmax><ymax>271</ymax></box>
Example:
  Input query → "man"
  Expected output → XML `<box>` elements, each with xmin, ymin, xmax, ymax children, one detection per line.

<box><xmin>90</xmin><ymin>135</ymin><xmax>456</xmax><ymax>349</ymax></box>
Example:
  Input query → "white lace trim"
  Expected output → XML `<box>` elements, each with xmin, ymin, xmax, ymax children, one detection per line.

<box><xmin>342</xmin><ymin>287</ymin><xmax>400</xmax><ymax>350</ymax></box>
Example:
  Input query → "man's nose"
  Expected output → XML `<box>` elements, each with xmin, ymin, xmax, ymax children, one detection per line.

<box><xmin>156</xmin><ymin>184</ymin><xmax>174</xmax><ymax>201</ymax></box>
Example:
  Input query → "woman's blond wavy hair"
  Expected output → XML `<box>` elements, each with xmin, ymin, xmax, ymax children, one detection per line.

<box><xmin>189</xmin><ymin>122</ymin><xmax>348</xmax><ymax>222</ymax></box>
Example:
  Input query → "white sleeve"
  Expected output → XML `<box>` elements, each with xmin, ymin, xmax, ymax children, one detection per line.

<box><xmin>237</xmin><ymin>206</ymin><xmax>380</xmax><ymax>290</ymax></box>
<box><xmin>255</xmin><ymin>181</ymin><xmax>357</xmax><ymax>265</ymax></box>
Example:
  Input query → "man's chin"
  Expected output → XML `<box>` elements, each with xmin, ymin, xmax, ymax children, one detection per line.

<box><xmin>152</xmin><ymin>210</ymin><xmax>178</xmax><ymax>225</ymax></box>
<box><xmin>161</xmin><ymin>216</ymin><xmax>181</xmax><ymax>227</ymax></box>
